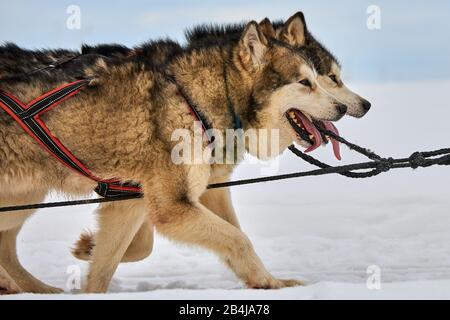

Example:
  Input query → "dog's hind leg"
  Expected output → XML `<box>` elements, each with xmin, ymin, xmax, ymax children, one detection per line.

<box><xmin>117</xmin><ymin>215</ymin><xmax>154</xmax><ymax>262</ymax></box>
<box><xmin>0</xmin><ymin>191</ymin><xmax>63</xmax><ymax>294</ymax></box>
<box><xmin>84</xmin><ymin>199</ymin><xmax>147</xmax><ymax>293</ymax></box>
<box><xmin>0</xmin><ymin>264</ymin><xmax>21</xmax><ymax>294</ymax></box>
<box><xmin>73</xmin><ymin>199</ymin><xmax>154</xmax><ymax>263</ymax></box>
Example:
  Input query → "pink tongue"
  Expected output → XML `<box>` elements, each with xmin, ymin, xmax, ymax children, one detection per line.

<box><xmin>323</xmin><ymin>121</ymin><xmax>341</xmax><ymax>160</ymax></box>
<box><xmin>294</xmin><ymin>111</ymin><xmax>322</xmax><ymax>153</ymax></box>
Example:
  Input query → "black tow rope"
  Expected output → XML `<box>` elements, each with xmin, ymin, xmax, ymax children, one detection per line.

<box><xmin>1</xmin><ymin>127</ymin><xmax>449</xmax><ymax>213</ymax></box>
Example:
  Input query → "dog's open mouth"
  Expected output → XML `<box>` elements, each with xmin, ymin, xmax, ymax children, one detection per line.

<box><xmin>286</xmin><ymin>108</ymin><xmax>341</xmax><ymax>160</ymax></box>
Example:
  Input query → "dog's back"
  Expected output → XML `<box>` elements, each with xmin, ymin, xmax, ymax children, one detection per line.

<box><xmin>0</xmin><ymin>39</ymin><xmax>182</xmax><ymax>80</ymax></box>
<box><xmin>0</xmin><ymin>43</ymin><xmax>78</xmax><ymax>78</ymax></box>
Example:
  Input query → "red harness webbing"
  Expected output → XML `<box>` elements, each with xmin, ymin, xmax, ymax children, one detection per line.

<box><xmin>0</xmin><ymin>79</ymin><xmax>142</xmax><ymax>198</ymax></box>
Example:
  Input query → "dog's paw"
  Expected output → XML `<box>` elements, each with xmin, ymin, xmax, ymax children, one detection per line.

<box><xmin>71</xmin><ymin>229</ymin><xmax>95</xmax><ymax>261</ymax></box>
<box><xmin>40</xmin><ymin>285</ymin><xmax>64</xmax><ymax>294</ymax></box>
<box><xmin>27</xmin><ymin>284</ymin><xmax>64</xmax><ymax>294</ymax></box>
<box><xmin>17</xmin><ymin>278</ymin><xmax>64</xmax><ymax>294</ymax></box>
<box><xmin>0</xmin><ymin>277</ymin><xmax>22</xmax><ymax>295</ymax></box>
<box><xmin>246</xmin><ymin>276</ymin><xmax>305</xmax><ymax>289</ymax></box>
<box><xmin>278</xmin><ymin>278</ymin><xmax>305</xmax><ymax>287</ymax></box>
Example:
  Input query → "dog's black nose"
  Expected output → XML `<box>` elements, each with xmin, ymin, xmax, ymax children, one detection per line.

<box><xmin>336</xmin><ymin>103</ymin><xmax>347</xmax><ymax>115</ymax></box>
<box><xmin>362</xmin><ymin>99</ymin><xmax>371</xmax><ymax>112</ymax></box>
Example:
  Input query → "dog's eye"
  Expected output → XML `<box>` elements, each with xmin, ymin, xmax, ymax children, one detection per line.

<box><xmin>329</xmin><ymin>74</ymin><xmax>338</xmax><ymax>84</ymax></box>
<box><xmin>298</xmin><ymin>79</ymin><xmax>312</xmax><ymax>88</ymax></box>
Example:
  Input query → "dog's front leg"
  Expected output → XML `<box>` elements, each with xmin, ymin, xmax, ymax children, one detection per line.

<box><xmin>200</xmin><ymin>173</ymin><xmax>240</xmax><ymax>229</ymax></box>
<box><xmin>85</xmin><ymin>199</ymin><xmax>147</xmax><ymax>293</ymax></box>
<box><xmin>146</xmin><ymin>175</ymin><xmax>302</xmax><ymax>289</ymax></box>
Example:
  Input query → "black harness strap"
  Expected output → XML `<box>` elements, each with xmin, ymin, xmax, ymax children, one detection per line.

<box><xmin>166</xmin><ymin>74</ymin><xmax>217</xmax><ymax>143</ymax></box>
<box><xmin>0</xmin><ymin>79</ymin><xmax>142</xmax><ymax>198</ymax></box>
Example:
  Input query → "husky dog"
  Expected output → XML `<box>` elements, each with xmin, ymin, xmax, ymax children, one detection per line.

<box><xmin>73</xmin><ymin>13</ymin><xmax>371</xmax><ymax>272</ymax></box>
<box><xmin>0</xmin><ymin>21</ymin><xmax>347</xmax><ymax>293</ymax></box>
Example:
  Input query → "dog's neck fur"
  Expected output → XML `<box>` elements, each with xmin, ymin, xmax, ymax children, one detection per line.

<box><xmin>167</xmin><ymin>45</ymin><xmax>255</xmax><ymax>133</ymax></box>
<box><xmin>164</xmin><ymin>43</ymin><xmax>267</xmax><ymax>168</ymax></box>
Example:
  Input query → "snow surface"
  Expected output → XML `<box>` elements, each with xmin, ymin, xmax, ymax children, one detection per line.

<box><xmin>2</xmin><ymin>81</ymin><xmax>450</xmax><ymax>300</ymax></box>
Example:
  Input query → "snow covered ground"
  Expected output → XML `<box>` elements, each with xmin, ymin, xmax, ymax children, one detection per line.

<box><xmin>2</xmin><ymin>81</ymin><xmax>450</xmax><ymax>300</ymax></box>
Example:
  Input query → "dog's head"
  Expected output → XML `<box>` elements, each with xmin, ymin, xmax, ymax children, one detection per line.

<box><xmin>269</xmin><ymin>12</ymin><xmax>371</xmax><ymax>118</ymax></box>
<box><xmin>232</xmin><ymin>22</ymin><xmax>346</xmax><ymax>160</ymax></box>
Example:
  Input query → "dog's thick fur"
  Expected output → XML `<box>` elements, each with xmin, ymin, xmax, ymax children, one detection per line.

<box><xmin>0</xmin><ymin>19</ymin><xmax>349</xmax><ymax>293</ymax></box>
<box><xmin>0</xmin><ymin>39</ymin><xmax>183</xmax><ymax>80</ymax></box>
<box><xmin>73</xmin><ymin>13</ymin><xmax>372</xmax><ymax>273</ymax></box>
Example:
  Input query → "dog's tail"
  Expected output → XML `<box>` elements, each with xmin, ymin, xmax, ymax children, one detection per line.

<box><xmin>71</xmin><ymin>229</ymin><xmax>95</xmax><ymax>261</ymax></box>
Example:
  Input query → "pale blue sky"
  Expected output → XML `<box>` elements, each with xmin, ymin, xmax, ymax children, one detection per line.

<box><xmin>1</xmin><ymin>0</ymin><xmax>449</xmax><ymax>82</ymax></box>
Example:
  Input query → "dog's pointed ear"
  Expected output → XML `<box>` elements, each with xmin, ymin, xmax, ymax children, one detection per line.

<box><xmin>259</xmin><ymin>18</ymin><xmax>276</xmax><ymax>39</ymax></box>
<box><xmin>280</xmin><ymin>11</ymin><xmax>307</xmax><ymax>46</ymax></box>
<box><xmin>238</xmin><ymin>21</ymin><xmax>269</xmax><ymax>70</ymax></box>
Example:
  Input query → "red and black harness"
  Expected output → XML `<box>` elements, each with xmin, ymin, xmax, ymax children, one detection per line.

<box><xmin>0</xmin><ymin>77</ymin><xmax>220</xmax><ymax>198</ymax></box>
<box><xmin>0</xmin><ymin>79</ymin><xmax>143</xmax><ymax>198</ymax></box>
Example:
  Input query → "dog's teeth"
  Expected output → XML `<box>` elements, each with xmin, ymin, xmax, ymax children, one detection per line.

<box><xmin>309</xmin><ymin>134</ymin><xmax>314</xmax><ymax>139</ymax></box>
<box><xmin>288</xmin><ymin>111</ymin><xmax>300</xmax><ymax>124</ymax></box>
